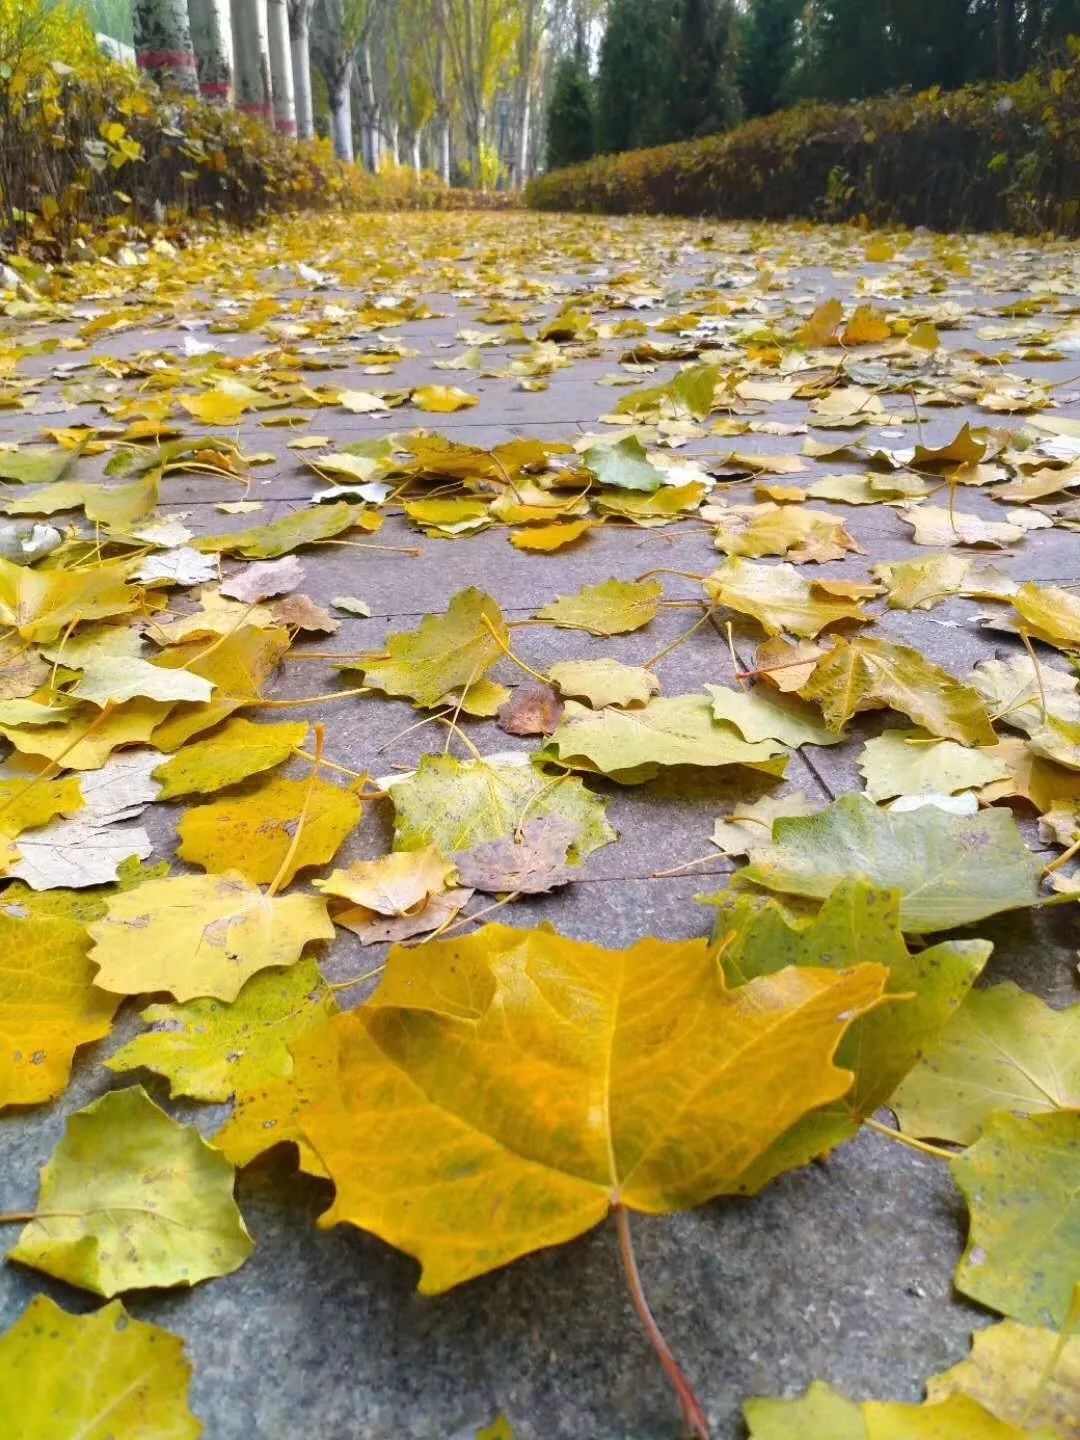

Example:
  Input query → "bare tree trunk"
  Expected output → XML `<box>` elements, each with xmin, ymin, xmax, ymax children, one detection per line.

<box><xmin>439</xmin><ymin>112</ymin><xmax>451</xmax><ymax>184</ymax></box>
<box><xmin>232</xmin><ymin>0</ymin><xmax>273</xmax><ymax>120</ymax></box>
<box><xmin>288</xmin><ymin>0</ymin><xmax>315</xmax><ymax>139</ymax></box>
<box><xmin>328</xmin><ymin>61</ymin><xmax>355</xmax><ymax>162</ymax></box>
<box><xmin>410</xmin><ymin>131</ymin><xmax>422</xmax><ymax>174</ymax></box>
<box><xmin>267</xmin><ymin>0</ymin><xmax>297</xmax><ymax>134</ymax></box>
<box><xmin>189</xmin><ymin>0</ymin><xmax>233</xmax><ymax>100</ymax></box>
<box><xmin>133</xmin><ymin>0</ymin><xmax>199</xmax><ymax>92</ymax></box>
<box><xmin>357</xmin><ymin>41</ymin><xmax>381</xmax><ymax>172</ymax></box>
<box><xmin>516</xmin><ymin>85</ymin><xmax>531</xmax><ymax>187</ymax></box>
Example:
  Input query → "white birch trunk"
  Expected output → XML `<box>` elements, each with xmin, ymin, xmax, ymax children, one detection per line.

<box><xmin>328</xmin><ymin>63</ymin><xmax>354</xmax><ymax>162</ymax></box>
<box><xmin>189</xmin><ymin>0</ymin><xmax>233</xmax><ymax>101</ymax></box>
<box><xmin>132</xmin><ymin>0</ymin><xmax>199</xmax><ymax>92</ymax></box>
<box><xmin>439</xmin><ymin>113</ymin><xmax>451</xmax><ymax>184</ymax></box>
<box><xmin>267</xmin><ymin>0</ymin><xmax>297</xmax><ymax>135</ymax></box>
<box><xmin>231</xmin><ymin>0</ymin><xmax>273</xmax><ymax>120</ymax></box>
<box><xmin>410</xmin><ymin>132</ymin><xmax>421</xmax><ymax>174</ymax></box>
<box><xmin>288</xmin><ymin>0</ymin><xmax>315</xmax><ymax>140</ymax></box>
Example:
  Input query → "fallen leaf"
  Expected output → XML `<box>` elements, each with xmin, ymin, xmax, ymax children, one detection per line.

<box><xmin>581</xmin><ymin>435</ymin><xmax>665</xmax><ymax>492</ymax></box>
<box><xmin>194</xmin><ymin>502</ymin><xmax>378</xmax><ymax>559</ymax></box>
<box><xmin>706</xmin><ymin>683</ymin><xmax>841</xmax><ymax>747</ymax></box>
<box><xmin>891</xmin><ymin>983</ymin><xmax>1080</xmax><ymax>1144</ymax></box>
<box><xmin>738</xmin><ymin>793</ymin><xmax>1042</xmax><ymax>932</ymax></box>
<box><xmin>314</xmin><ymin>846</ymin><xmax>455</xmax><ymax>916</ymax></box>
<box><xmin>705</xmin><ymin>558</ymin><xmax>871</xmax><ymax>638</ymax></box>
<box><xmin>548</xmin><ymin>658</ymin><xmax>660</xmax><ymax>709</ymax></box>
<box><xmin>925</xmin><ymin>1317</ymin><xmax>1080</xmax><ymax>1433</ymax></box>
<box><xmin>859</xmin><ymin>730</ymin><xmax>1010</xmax><ymax>801</ymax></box>
<box><xmin>543</xmin><ymin>693</ymin><xmax>789</xmax><ymax>783</ymax></box>
<box><xmin>88</xmin><ymin>872</ymin><xmax>335</xmax><ymax>1002</ymax></box>
<box><xmin>0</xmin><ymin>911</ymin><xmax>118</xmax><ymax>1108</ymax></box>
<box><xmin>510</xmin><ymin>520</ymin><xmax>593</xmax><ymax>551</ymax></box>
<box><xmin>152</xmin><ymin>718</ymin><xmax>308</xmax><ymax>798</ymax></box>
<box><xmin>388</xmin><ymin>753</ymin><xmax>614</xmax><ymax>860</ymax></box>
<box><xmin>108</xmin><ymin>958</ymin><xmax>338</xmax><ymax>1103</ymax></box>
<box><xmin>301</xmin><ymin>922</ymin><xmax>886</xmax><ymax>1292</ymax></box>
<box><xmin>952</xmin><ymin>1109</ymin><xmax>1080</xmax><ymax>1328</ymax></box>
<box><xmin>72</xmin><ymin>655</ymin><xmax>214</xmax><ymax>707</ymax></box>
<box><xmin>178</xmin><ymin>774</ymin><xmax>363</xmax><ymax>887</ymax></box>
<box><xmin>497</xmin><ymin>684</ymin><xmax>563</xmax><ymax>736</ymax></box>
<box><xmin>454</xmin><ymin>819</ymin><xmax>577</xmax><ymax>894</ymax></box>
<box><xmin>800</xmin><ymin>636</ymin><xmax>996</xmax><ymax>744</ymax></box>
<box><xmin>351</xmin><ymin>587</ymin><xmax>506</xmax><ymax>712</ymax></box>
<box><xmin>537</xmin><ymin>577</ymin><xmax>662</xmax><ymax>636</ymax></box>
<box><xmin>8</xmin><ymin>1086</ymin><xmax>254</xmax><ymax>1295</ymax></box>
<box><xmin>0</xmin><ymin>1295</ymin><xmax>201</xmax><ymax>1440</ymax></box>
<box><xmin>219</xmin><ymin>555</ymin><xmax>306</xmax><ymax>602</ymax></box>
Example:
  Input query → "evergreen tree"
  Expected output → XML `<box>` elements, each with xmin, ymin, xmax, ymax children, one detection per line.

<box><xmin>738</xmin><ymin>0</ymin><xmax>800</xmax><ymax>118</ymax></box>
<box><xmin>667</xmin><ymin>0</ymin><xmax>741</xmax><ymax>138</ymax></box>
<box><xmin>546</xmin><ymin>52</ymin><xmax>595</xmax><ymax>169</ymax></box>
<box><xmin>595</xmin><ymin>0</ymin><xmax>677</xmax><ymax>154</ymax></box>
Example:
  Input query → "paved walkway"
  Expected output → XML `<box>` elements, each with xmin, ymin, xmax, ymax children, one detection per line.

<box><xmin>0</xmin><ymin>211</ymin><xmax>1077</xmax><ymax>1438</ymax></box>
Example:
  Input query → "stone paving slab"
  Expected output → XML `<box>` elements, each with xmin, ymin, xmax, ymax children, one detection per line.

<box><xmin>0</xmin><ymin>211</ymin><xmax>1078</xmax><ymax>1439</ymax></box>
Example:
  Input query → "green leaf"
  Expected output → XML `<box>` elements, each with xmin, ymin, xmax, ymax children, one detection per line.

<box><xmin>891</xmin><ymin>983</ymin><xmax>1080</xmax><ymax>1145</ymax></box>
<box><xmin>858</xmin><ymin>730</ymin><xmax>1010</xmax><ymax>801</ymax></box>
<box><xmin>542</xmin><ymin>693</ymin><xmax>789</xmax><ymax>784</ymax></box>
<box><xmin>0</xmin><ymin>446</ymin><xmax>79</xmax><ymax>486</ymax></box>
<box><xmin>707</xmin><ymin>683</ymin><xmax>842</xmax><ymax>747</ymax></box>
<box><xmin>107</xmin><ymin>958</ymin><xmax>338</xmax><ymax>1103</ymax></box>
<box><xmin>351</xmin><ymin>588</ymin><xmax>507</xmax><ymax>711</ymax></box>
<box><xmin>706</xmin><ymin>879</ymin><xmax>988</xmax><ymax>1188</ymax></box>
<box><xmin>389</xmin><ymin>753</ymin><xmax>615</xmax><ymax>860</ymax></box>
<box><xmin>0</xmin><ymin>1295</ymin><xmax>201</xmax><ymax>1440</ymax></box>
<box><xmin>738</xmin><ymin>794</ymin><xmax>1042</xmax><ymax>932</ymax></box>
<box><xmin>8</xmin><ymin>1086</ymin><xmax>253</xmax><ymax>1296</ymax></box>
<box><xmin>580</xmin><ymin>435</ymin><xmax>665</xmax><ymax>492</ymax></box>
<box><xmin>536</xmin><ymin>577</ymin><xmax>662</xmax><ymax>635</ymax></box>
<box><xmin>800</xmin><ymin>636</ymin><xmax>996</xmax><ymax>744</ymax></box>
<box><xmin>72</xmin><ymin>655</ymin><xmax>214</xmax><ymax>707</ymax></box>
<box><xmin>874</xmin><ymin>553</ymin><xmax>1017</xmax><ymax>611</ymax></box>
<box><xmin>194</xmin><ymin>501</ymin><xmax>377</xmax><ymax>558</ymax></box>
<box><xmin>952</xmin><ymin>1109</ymin><xmax>1080</xmax><ymax>1328</ymax></box>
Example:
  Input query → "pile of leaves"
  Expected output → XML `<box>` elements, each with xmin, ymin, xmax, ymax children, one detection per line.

<box><xmin>0</xmin><ymin>207</ymin><xmax>1077</xmax><ymax>1436</ymax></box>
<box><xmin>528</xmin><ymin>49</ymin><xmax>1080</xmax><ymax>236</ymax></box>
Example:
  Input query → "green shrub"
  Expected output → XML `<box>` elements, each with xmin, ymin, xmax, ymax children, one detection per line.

<box><xmin>527</xmin><ymin>56</ymin><xmax>1080</xmax><ymax>236</ymax></box>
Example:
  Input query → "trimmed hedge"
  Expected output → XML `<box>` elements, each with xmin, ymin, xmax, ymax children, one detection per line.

<box><xmin>526</xmin><ymin>60</ymin><xmax>1080</xmax><ymax>235</ymax></box>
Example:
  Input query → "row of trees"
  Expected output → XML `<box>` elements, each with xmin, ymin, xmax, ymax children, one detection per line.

<box><xmin>124</xmin><ymin>0</ymin><xmax>575</xmax><ymax>184</ymax></box>
<box><xmin>547</xmin><ymin>0</ymin><xmax>1080</xmax><ymax>168</ymax></box>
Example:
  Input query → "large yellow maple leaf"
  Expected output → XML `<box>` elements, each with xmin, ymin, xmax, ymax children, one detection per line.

<box><xmin>302</xmin><ymin>922</ymin><xmax>887</xmax><ymax>1293</ymax></box>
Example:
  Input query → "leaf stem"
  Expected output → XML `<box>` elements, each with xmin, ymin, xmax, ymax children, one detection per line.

<box><xmin>481</xmin><ymin>614</ymin><xmax>551</xmax><ymax>685</ymax></box>
<box><xmin>613</xmin><ymin>1204</ymin><xmax>709</xmax><ymax>1439</ymax></box>
<box><xmin>267</xmin><ymin>722</ymin><xmax>323</xmax><ymax>896</ymax></box>
<box><xmin>862</xmin><ymin>1116</ymin><xmax>956</xmax><ymax>1162</ymax></box>
<box><xmin>257</xmin><ymin>687</ymin><xmax>368</xmax><ymax>708</ymax></box>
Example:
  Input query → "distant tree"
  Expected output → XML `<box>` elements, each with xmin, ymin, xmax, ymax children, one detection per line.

<box><xmin>666</xmin><ymin>0</ymin><xmax>741</xmax><ymax>137</ymax></box>
<box><xmin>595</xmin><ymin>0</ymin><xmax>675</xmax><ymax>153</ymax></box>
<box><xmin>545</xmin><ymin>50</ymin><xmax>594</xmax><ymax>169</ymax></box>
<box><xmin>798</xmin><ymin>0</ymin><xmax>892</xmax><ymax>101</ymax></box>
<box><xmin>738</xmin><ymin>0</ymin><xmax>800</xmax><ymax>117</ymax></box>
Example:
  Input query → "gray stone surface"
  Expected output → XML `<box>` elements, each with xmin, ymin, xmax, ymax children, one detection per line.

<box><xmin>0</xmin><ymin>210</ymin><xmax>1078</xmax><ymax>1439</ymax></box>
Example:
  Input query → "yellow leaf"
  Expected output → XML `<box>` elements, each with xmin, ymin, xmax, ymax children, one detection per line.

<box><xmin>314</xmin><ymin>845</ymin><xmax>455</xmax><ymax>916</ymax></box>
<box><xmin>0</xmin><ymin>699</ymin><xmax>172</xmax><ymax>771</ymax></box>
<box><xmin>353</xmin><ymin>587</ymin><xmax>507</xmax><ymax>710</ymax></box>
<box><xmin>537</xmin><ymin>578</ymin><xmax>662</xmax><ymax>635</ymax></box>
<box><xmin>303</xmin><ymin>922</ymin><xmax>886</xmax><ymax>1293</ymax></box>
<box><xmin>88</xmin><ymin>872</ymin><xmax>335</xmax><ymax>1002</ymax></box>
<box><xmin>0</xmin><ymin>557</ymin><xmax>138</xmax><ymax>641</ymax></box>
<box><xmin>179</xmin><ymin>389</ymin><xmax>251</xmax><ymax>425</ymax></box>
<box><xmin>178</xmin><ymin>774</ymin><xmax>363</xmax><ymax>886</ymax></box>
<box><xmin>152</xmin><ymin>718</ymin><xmax>308</xmax><ymax>798</ymax></box>
<box><xmin>0</xmin><ymin>1295</ymin><xmax>201</xmax><ymax>1440</ymax></box>
<box><xmin>411</xmin><ymin>384</ymin><xmax>479</xmax><ymax>413</ymax></box>
<box><xmin>841</xmin><ymin>304</ymin><xmax>891</xmax><ymax>345</ymax></box>
<box><xmin>8</xmin><ymin>1087</ymin><xmax>253</xmax><ymax>1296</ymax></box>
<box><xmin>149</xmin><ymin>626</ymin><xmax>290</xmax><ymax>751</ymax></box>
<box><xmin>0</xmin><ymin>912</ymin><xmax>118</xmax><ymax>1108</ymax></box>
